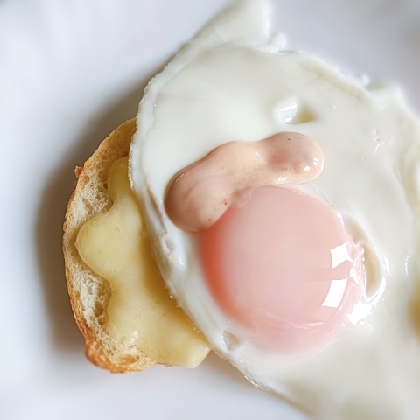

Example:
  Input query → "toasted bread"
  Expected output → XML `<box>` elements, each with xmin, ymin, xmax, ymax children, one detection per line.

<box><xmin>63</xmin><ymin>119</ymin><xmax>209</xmax><ymax>373</ymax></box>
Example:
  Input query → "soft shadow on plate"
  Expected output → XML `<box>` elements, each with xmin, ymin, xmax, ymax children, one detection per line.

<box><xmin>35</xmin><ymin>71</ymin><xmax>160</xmax><ymax>354</ymax></box>
<box><xmin>204</xmin><ymin>352</ymin><xmax>251</xmax><ymax>386</ymax></box>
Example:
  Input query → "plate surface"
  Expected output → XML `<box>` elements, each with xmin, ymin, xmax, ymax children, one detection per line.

<box><xmin>1</xmin><ymin>0</ymin><xmax>420</xmax><ymax>419</ymax></box>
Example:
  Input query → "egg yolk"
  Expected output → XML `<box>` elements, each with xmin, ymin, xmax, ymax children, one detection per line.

<box><xmin>199</xmin><ymin>186</ymin><xmax>363</xmax><ymax>352</ymax></box>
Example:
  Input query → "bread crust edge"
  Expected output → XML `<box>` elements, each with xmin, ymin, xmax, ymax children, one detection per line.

<box><xmin>62</xmin><ymin>118</ymin><xmax>157</xmax><ymax>373</ymax></box>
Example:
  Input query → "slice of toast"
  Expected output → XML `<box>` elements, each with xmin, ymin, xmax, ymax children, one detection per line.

<box><xmin>62</xmin><ymin>119</ymin><xmax>209</xmax><ymax>373</ymax></box>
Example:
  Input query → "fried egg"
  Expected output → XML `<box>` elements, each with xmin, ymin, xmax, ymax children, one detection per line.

<box><xmin>130</xmin><ymin>1</ymin><xmax>420</xmax><ymax>418</ymax></box>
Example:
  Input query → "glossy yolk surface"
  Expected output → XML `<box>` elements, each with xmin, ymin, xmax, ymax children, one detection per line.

<box><xmin>199</xmin><ymin>186</ymin><xmax>364</xmax><ymax>352</ymax></box>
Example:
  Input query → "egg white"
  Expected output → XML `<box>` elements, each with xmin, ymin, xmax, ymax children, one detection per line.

<box><xmin>130</xmin><ymin>1</ymin><xmax>420</xmax><ymax>418</ymax></box>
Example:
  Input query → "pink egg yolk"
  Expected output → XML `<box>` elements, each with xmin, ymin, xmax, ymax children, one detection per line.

<box><xmin>199</xmin><ymin>186</ymin><xmax>364</xmax><ymax>353</ymax></box>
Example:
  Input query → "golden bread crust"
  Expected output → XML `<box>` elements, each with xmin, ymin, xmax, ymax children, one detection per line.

<box><xmin>63</xmin><ymin>118</ymin><xmax>156</xmax><ymax>373</ymax></box>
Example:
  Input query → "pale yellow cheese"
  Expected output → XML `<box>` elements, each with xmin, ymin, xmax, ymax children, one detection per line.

<box><xmin>75</xmin><ymin>157</ymin><xmax>209</xmax><ymax>368</ymax></box>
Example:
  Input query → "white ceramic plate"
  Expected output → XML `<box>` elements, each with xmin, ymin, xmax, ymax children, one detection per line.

<box><xmin>1</xmin><ymin>0</ymin><xmax>420</xmax><ymax>419</ymax></box>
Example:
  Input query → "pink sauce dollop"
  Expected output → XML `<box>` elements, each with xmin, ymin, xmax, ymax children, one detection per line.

<box><xmin>165</xmin><ymin>132</ymin><xmax>324</xmax><ymax>232</ymax></box>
